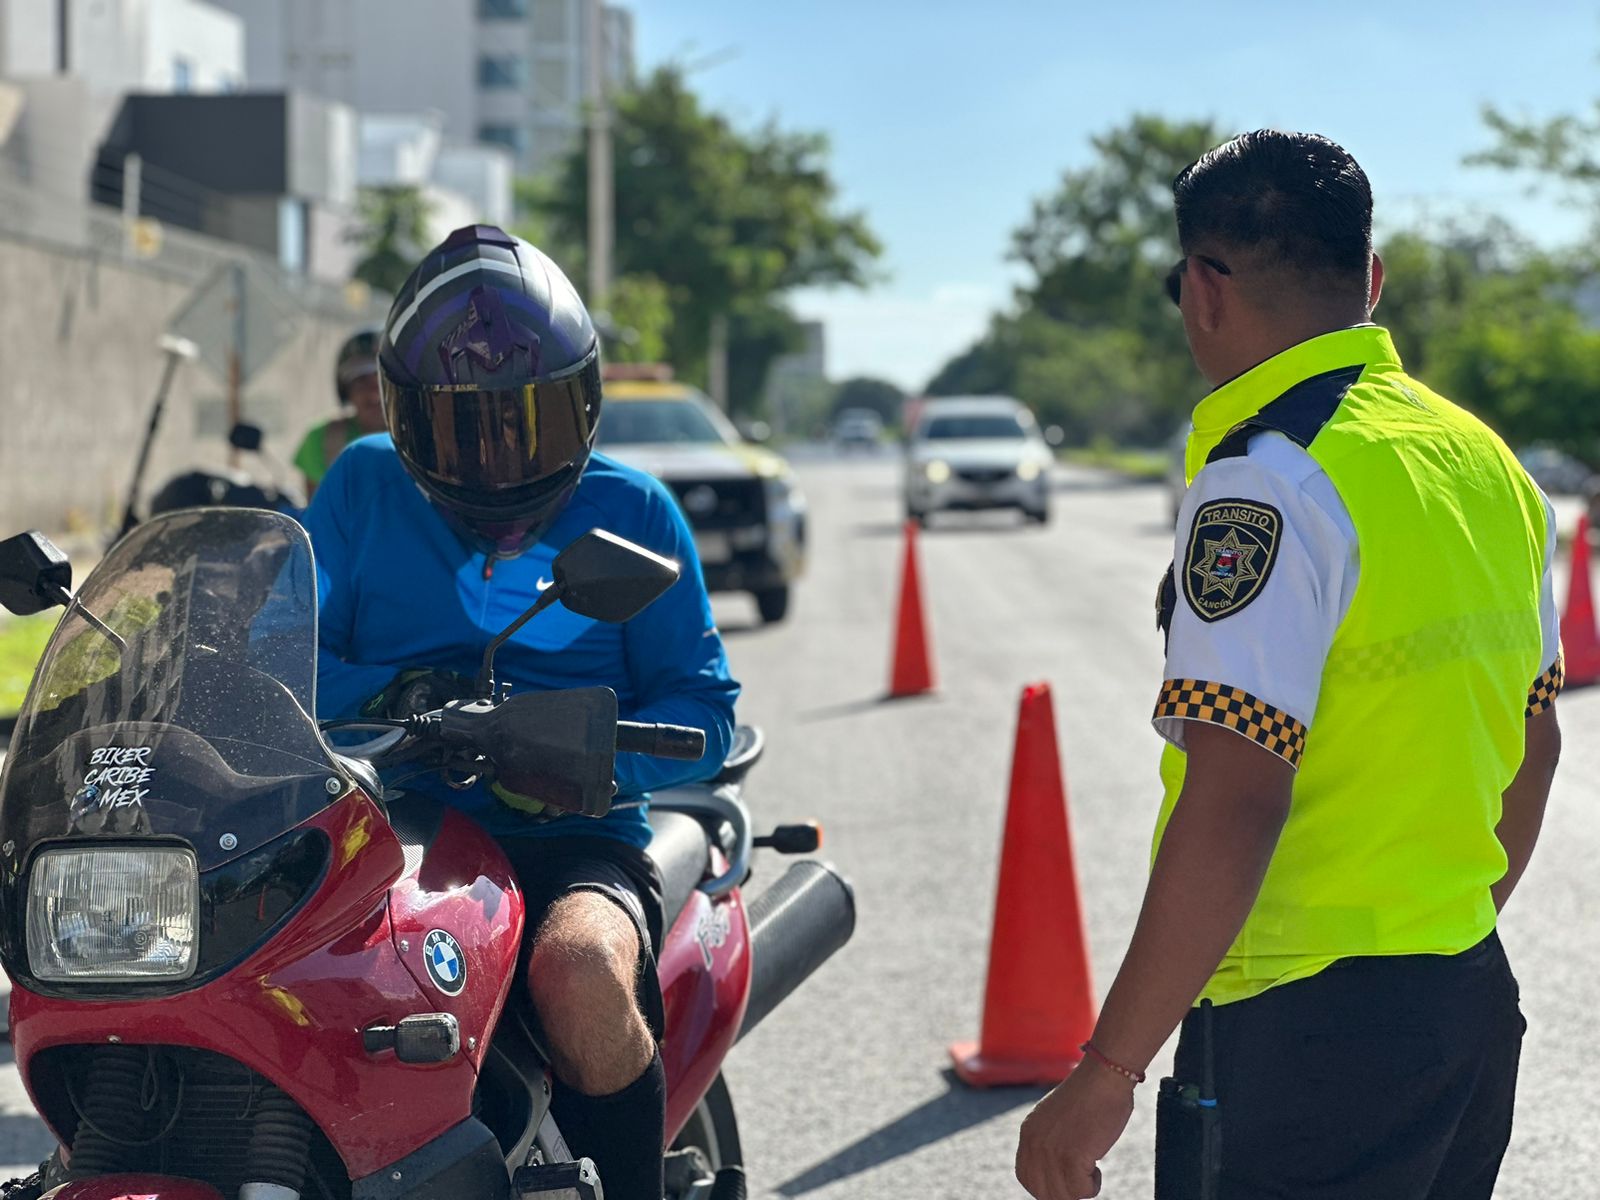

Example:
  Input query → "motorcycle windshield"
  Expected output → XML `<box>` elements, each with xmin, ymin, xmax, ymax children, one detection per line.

<box><xmin>0</xmin><ymin>509</ymin><xmax>342</xmax><ymax>872</ymax></box>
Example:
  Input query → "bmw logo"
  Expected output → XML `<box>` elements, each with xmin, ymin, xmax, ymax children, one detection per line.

<box><xmin>422</xmin><ymin>929</ymin><xmax>466</xmax><ymax>996</ymax></box>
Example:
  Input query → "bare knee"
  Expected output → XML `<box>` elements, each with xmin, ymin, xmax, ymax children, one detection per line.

<box><xmin>527</xmin><ymin>892</ymin><xmax>652</xmax><ymax>1094</ymax></box>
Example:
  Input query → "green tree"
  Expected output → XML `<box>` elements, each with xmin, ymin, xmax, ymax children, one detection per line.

<box><xmin>1471</xmin><ymin>102</ymin><xmax>1600</xmax><ymax>248</ymax></box>
<box><xmin>1373</xmin><ymin>220</ymin><xmax>1536</xmax><ymax>377</ymax></box>
<box><xmin>927</xmin><ymin>115</ymin><xmax>1229</xmax><ymax>442</ymax></box>
<box><xmin>725</xmin><ymin>297</ymin><xmax>805</xmax><ymax>419</ymax></box>
<box><xmin>510</xmin><ymin>175</ymin><xmax>584</xmax><ymax>268</ymax></box>
<box><xmin>1453</xmin><ymin>101</ymin><xmax>1600</xmax><ymax>456</ymax></box>
<box><xmin>349</xmin><ymin>186</ymin><xmax>433</xmax><ymax>295</ymax></box>
<box><xmin>1011</xmin><ymin>315</ymin><xmax>1173</xmax><ymax>446</ymax></box>
<box><xmin>598</xmin><ymin>274</ymin><xmax>673</xmax><ymax>364</ymax></box>
<box><xmin>1424</xmin><ymin>268</ymin><xmax>1600</xmax><ymax>460</ymax></box>
<box><xmin>831</xmin><ymin>376</ymin><xmax>905</xmax><ymax>425</ymax></box>
<box><xmin>925</xmin><ymin>317</ymin><xmax>1022</xmax><ymax>397</ymax></box>
<box><xmin>542</xmin><ymin>67</ymin><xmax>880</xmax><ymax>404</ymax></box>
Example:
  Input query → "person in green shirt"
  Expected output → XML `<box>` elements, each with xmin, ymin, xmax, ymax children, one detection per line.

<box><xmin>293</xmin><ymin>328</ymin><xmax>385</xmax><ymax>499</ymax></box>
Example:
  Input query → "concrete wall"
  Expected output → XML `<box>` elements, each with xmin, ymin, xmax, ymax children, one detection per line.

<box><xmin>0</xmin><ymin>234</ymin><xmax>365</xmax><ymax>534</ymax></box>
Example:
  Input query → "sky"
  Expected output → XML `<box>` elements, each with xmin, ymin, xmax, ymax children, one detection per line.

<box><xmin>636</xmin><ymin>0</ymin><xmax>1600</xmax><ymax>391</ymax></box>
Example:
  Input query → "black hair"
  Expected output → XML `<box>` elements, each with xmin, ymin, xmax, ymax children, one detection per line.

<box><xmin>1173</xmin><ymin>130</ymin><xmax>1372</xmax><ymax>294</ymax></box>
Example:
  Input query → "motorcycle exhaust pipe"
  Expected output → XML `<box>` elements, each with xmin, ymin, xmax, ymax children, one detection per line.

<box><xmin>738</xmin><ymin>860</ymin><xmax>856</xmax><ymax>1041</ymax></box>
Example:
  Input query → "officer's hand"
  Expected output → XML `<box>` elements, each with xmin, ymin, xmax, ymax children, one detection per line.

<box><xmin>363</xmin><ymin>669</ymin><xmax>478</xmax><ymax>720</ymax></box>
<box><xmin>1015</xmin><ymin>1062</ymin><xmax>1135</xmax><ymax>1200</ymax></box>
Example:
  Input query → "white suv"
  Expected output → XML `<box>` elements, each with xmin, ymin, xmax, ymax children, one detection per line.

<box><xmin>904</xmin><ymin>396</ymin><xmax>1054</xmax><ymax>526</ymax></box>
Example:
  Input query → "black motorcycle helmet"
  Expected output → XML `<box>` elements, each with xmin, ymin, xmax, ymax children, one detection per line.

<box><xmin>334</xmin><ymin>327</ymin><xmax>381</xmax><ymax>405</ymax></box>
<box><xmin>378</xmin><ymin>225</ymin><xmax>602</xmax><ymax>559</ymax></box>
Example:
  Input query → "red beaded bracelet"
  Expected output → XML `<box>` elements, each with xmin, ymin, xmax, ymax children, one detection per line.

<box><xmin>1080</xmin><ymin>1041</ymin><xmax>1147</xmax><ymax>1084</ymax></box>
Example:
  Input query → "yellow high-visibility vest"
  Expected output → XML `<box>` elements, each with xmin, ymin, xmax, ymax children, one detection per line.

<box><xmin>1157</xmin><ymin>326</ymin><xmax>1548</xmax><ymax>1005</ymax></box>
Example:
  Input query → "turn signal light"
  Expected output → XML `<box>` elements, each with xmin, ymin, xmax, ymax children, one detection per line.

<box><xmin>755</xmin><ymin>822</ymin><xmax>823</xmax><ymax>854</ymax></box>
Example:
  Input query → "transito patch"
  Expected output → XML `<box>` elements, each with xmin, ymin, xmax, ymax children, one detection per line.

<box><xmin>1183</xmin><ymin>498</ymin><xmax>1282</xmax><ymax>622</ymax></box>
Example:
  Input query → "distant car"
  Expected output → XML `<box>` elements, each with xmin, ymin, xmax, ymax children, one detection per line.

<box><xmin>598</xmin><ymin>379</ymin><xmax>806</xmax><ymax>624</ymax></box>
<box><xmin>1516</xmin><ymin>446</ymin><xmax>1597</xmax><ymax>497</ymax></box>
<box><xmin>903</xmin><ymin>396</ymin><xmax>1054</xmax><ymax>526</ymax></box>
<box><xmin>834</xmin><ymin>408</ymin><xmax>884</xmax><ymax>450</ymax></box>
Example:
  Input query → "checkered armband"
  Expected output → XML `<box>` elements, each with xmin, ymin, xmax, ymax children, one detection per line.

<box><xmin>1154</xmin><ymin>679</ymin><xmax>1308</xmax><ymax>769</ymax></box>
<box><xmin>1527</xmin><ymin>657</ymin><xmax>1564</xmax><ymax>718</ymax></box>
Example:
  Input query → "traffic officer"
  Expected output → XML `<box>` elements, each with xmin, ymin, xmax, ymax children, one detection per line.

<box><xmin>1016</xmin><ymin>130</ymin><xmax>1563</xmax><ymax>1200</ymax></box>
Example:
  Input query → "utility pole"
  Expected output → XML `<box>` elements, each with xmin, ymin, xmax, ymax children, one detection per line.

<box><xmin>121</xmin><ymin>153</ymin><xmax>141</xmax><ymax>261</ymax></box>
<box><xmin>708</xmin><ymin>312</ymin><xmax>729</xmax><ymax>411</ymax></box>
<box><xmin>585</xmin><ymin>0</ymin><xmax>613</xmax><ymax>307</ymax></box>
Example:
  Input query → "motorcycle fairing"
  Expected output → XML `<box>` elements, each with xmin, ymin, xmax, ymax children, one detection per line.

<box><xmin>384</xmin><ymin>797</ymin><xmax>524</xmax><ymax>1072</ymax></box>
<box><xmin>9</xmin><ymin>793</ymin><xmax>488</xmax><ymax>1181</ymax></box>
<box><xmin>658</xmin><ymin>847</ymin><xmax>751</xmax><ymax>1143</ymax></box>
<box><xmin>0</xmin><ymin>510</ymin><xmax>347</xmax><ymax>886</ymax></box>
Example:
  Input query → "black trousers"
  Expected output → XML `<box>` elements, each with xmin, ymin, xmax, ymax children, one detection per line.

<box><xmin>1171</xmin><ymin>932</ymin><xmax>1524</xmax><ymax>1200</ymax></box>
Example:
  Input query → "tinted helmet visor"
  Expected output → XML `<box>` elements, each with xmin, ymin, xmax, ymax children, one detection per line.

<box><xmin>383</xmin><ymin>354</ymin><xmax>601</xmax><ymax>524</ymax></box>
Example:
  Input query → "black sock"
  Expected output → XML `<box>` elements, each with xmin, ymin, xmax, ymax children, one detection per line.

<box><xmin>550</xmin><ymin>1051</ymin><xmax>665</xmax><ymax>1200</ymax></box>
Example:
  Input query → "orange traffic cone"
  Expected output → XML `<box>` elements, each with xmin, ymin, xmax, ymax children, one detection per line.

<box><xmin>1562</xmin><ymin>513</ymin><xmax>1600</xmax><ymax>687</ymax></box>
<box><xmin>888</xmin><ymin>519</ymin><xmax>935</xmax><ymax>697</ymax></box>
<box><xmin>950</xmin><ymin>683</ymin><xmax>1096</xmax><ymax>1087</ymax></box>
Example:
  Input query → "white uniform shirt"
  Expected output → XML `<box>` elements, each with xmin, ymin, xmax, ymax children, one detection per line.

<box><xmin>1154</xmin><ymin>430</ymin><xmax>1563</xmax><ymax>763</ymax></box>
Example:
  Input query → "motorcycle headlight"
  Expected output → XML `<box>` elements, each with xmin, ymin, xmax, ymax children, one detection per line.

<box><xmin>27</xmin><ymin>846</ymin><xmax>199</xmax><ymax>981</ymax></box>
<box><xmin>925</xmin><ymin>460</ymin><xmax>951</xmax><ymax>484</ymax></box>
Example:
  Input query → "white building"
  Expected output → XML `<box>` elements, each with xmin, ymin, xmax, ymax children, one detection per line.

<box><xmin>0</xmin><ymin>0</ymin><xmax>243</xmax><ymax>211</ymax></box>
<box><xmin>217</xmin><ymin>0</ymin><xmax>634</xmax><ymax>177</ymax></box>
<box><xmin>434</xmin><ymin>142</ymin><xmax>514</xmax><ymax>228</ymax></box>
<box><xmin>763</xmin><ymin>320</ymin><xmax>829</xmax><ymax>437</ymax></box>
<box><xmin>1</xmin><ymin>0</ymin><xmax>243</xmax><ymax>93</ymax></box>
<box><xmin>359</xmin><ymin>111</ymin><xmax>514</xmax><ymax>238</ymax></box>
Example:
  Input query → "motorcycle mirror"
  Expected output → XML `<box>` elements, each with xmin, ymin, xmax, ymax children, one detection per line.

<box><xmin>0</xmin><ymin>531</ymin><xmax>73</xmax><ymax>616</ymax></box>
<box><xmin>476</xmin><ymin>530</ymin><xmax>681</xmax><ymax>696</ymax></box>
<box><xmin>553</xmin><ymin>529</ymin><xmax>680</xmax><ymax>624</ymax></box>
<box><xmin>228</xmin><ymin>422</ymin><xmax>265</xmax><ymax>452</ymax></box>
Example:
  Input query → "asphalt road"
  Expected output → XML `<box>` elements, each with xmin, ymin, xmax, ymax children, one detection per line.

<box><xmin>0</xmin><ymin>451</ymin><xmax>1596</xmax><ymax>1198</ymax></box>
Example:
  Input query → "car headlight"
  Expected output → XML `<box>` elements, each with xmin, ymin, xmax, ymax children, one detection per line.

<box><xmin>925</xmin><ymin>460</ymin><xmax>951</xmax><ymax>484</ymax></box>
<box><xmin>28</xmin><ymin>846</ymin><xmax>198</xmax><ymax>981</ymax></box>
<box><xmin>1017</xmin><ymin>461</ymin><xmax>1042</xmax><ymax>482</ymax></box>
<box><xmin>764</xmin><ymin>474</ymin><xmax>798</xmax><ymax>512</ymax></box>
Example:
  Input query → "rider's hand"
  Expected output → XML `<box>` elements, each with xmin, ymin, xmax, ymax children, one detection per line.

<box><xmin>1015</xmin><ymin>1059</ymin><xmax>1136</xmax><ymax>1199</ymax></box>
<box><xmin>362</xmin><ymin>669</ymin><xmax>477</xmax><ymax>720</ymax></box>
<box><xmin>490</xmin><ymin>780</ymin><xmax>557</xmax><ymax>818</ymax></box>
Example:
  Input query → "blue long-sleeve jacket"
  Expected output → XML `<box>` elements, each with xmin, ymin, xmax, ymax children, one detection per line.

<box><xmin>302</xmin><ymin>435</ymin><xmax>740</xmax><ymax>848</ymax></box>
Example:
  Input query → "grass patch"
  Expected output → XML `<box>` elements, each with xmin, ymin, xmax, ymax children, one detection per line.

<box><xmin>1059</xmin><ymin>445</ymin><xmax>1171</xmax><ymax>482</ymax></box>
<box><xmin>0</xmin><ymin>614</ymin><xmax>58</xmax><ymax>715</ymax></box>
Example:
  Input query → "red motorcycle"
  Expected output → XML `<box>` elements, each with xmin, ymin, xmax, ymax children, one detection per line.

<box><xmin>0</xmin><ymin>509</ymin><xmax>854</xmax><ymax>1200</ymax></box>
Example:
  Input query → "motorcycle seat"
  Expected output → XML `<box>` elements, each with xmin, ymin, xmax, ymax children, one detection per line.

<box><xmin>647</xmin><ymin>810</ymin><xmax>711</xmax><ymax>933</ymax></box>
<box><xmin>713</xmin><ymin>724</ymin><xmax>764</xmax><ymax>786</ymax></box>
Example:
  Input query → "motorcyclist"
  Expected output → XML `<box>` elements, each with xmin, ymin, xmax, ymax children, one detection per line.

<box><xmin>301</xmin><ymin>225</ymin><xmax>739</xmax><ymax>1200</ymax></box>
<box><xmin>292</xmin><ymin>328</ymin><xmax>387</xmax><ymax>500</ymax></box>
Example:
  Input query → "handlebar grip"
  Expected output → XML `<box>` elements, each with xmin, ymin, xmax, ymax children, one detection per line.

<box><xmin>616</xmin><ymin>720</ymin><xmax>707</xmax><ymax>761</ymax></box>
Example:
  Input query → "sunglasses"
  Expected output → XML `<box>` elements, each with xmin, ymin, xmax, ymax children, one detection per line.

<box><xmin>1165</xmin><ymin>254</ymin><xmax>1232</xmax><ymax>307</ymax></box>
